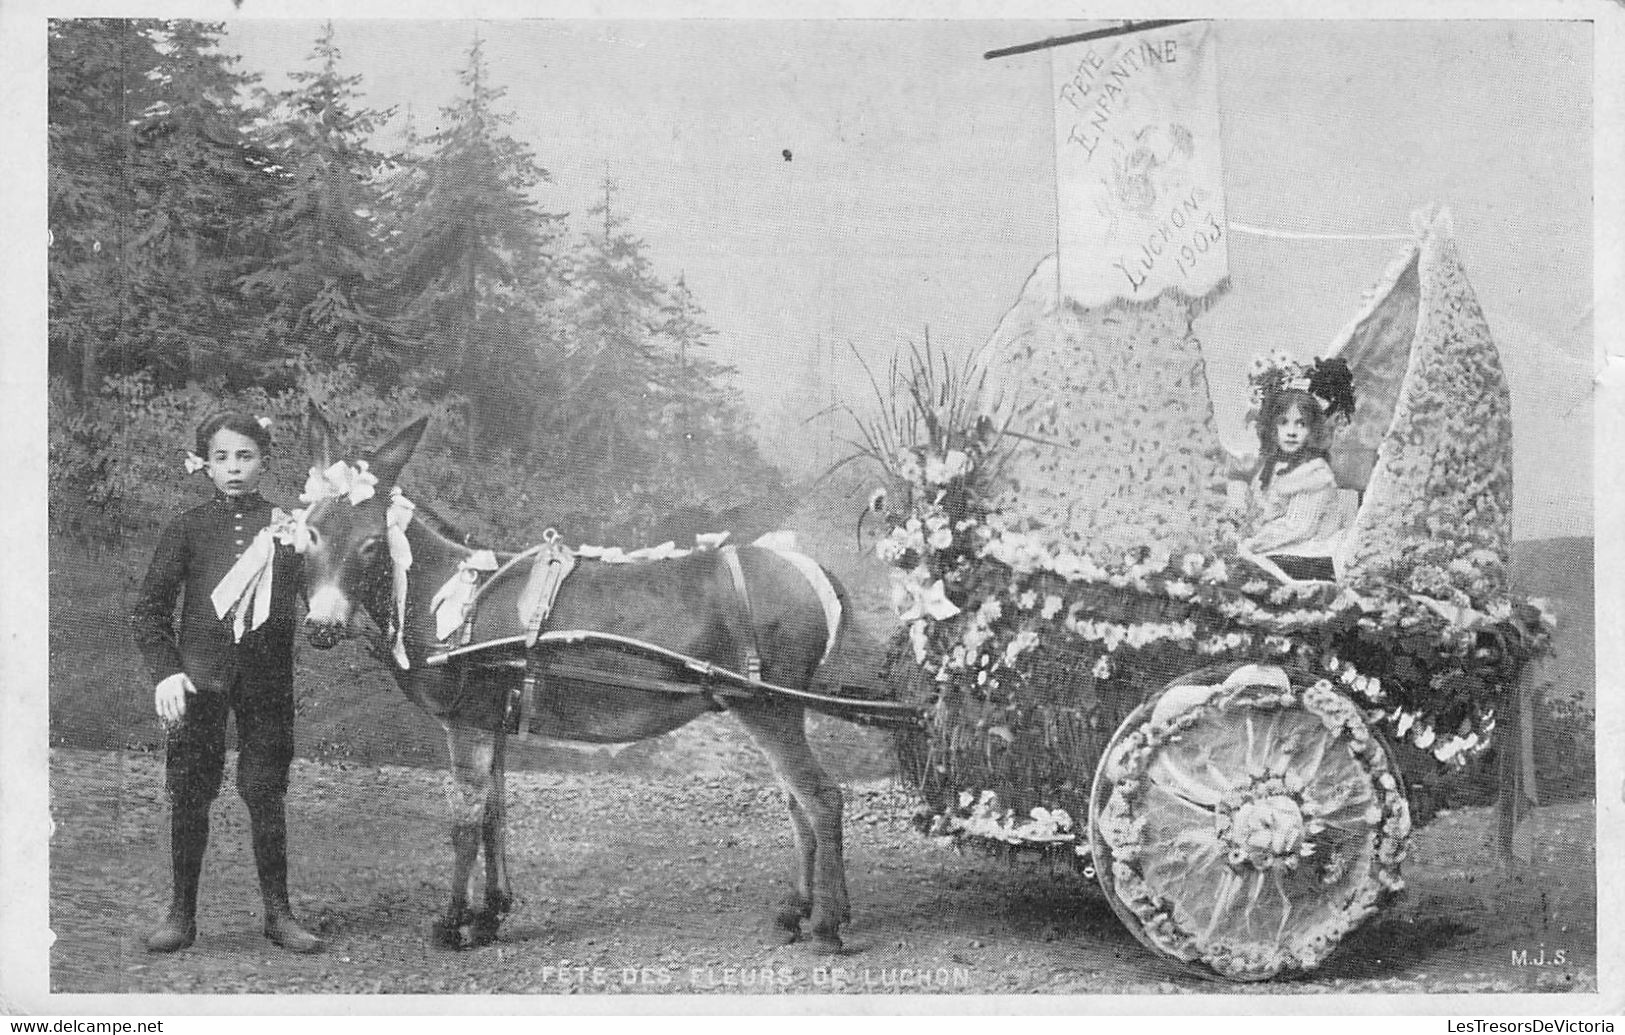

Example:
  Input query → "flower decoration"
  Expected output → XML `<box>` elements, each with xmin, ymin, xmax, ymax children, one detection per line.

<box><xmin>1246</xmin><ymin>352</ymin><xmax>1357</xmax><ymax>425</ymax></box>
<box><xmin>872</xmin><ymin>395</ymin><xmax>1553</xmax><ymax>855</ymax></box>
<box><xmin>895</xmin><ymin>577</ymin><xmax>961</xmax><ymax>623</ymax></box>
<box><xmin>256</xmin><ymin>416</ymin><xmax>273</xmax><ymax>430</ymax></box>
<box><xmin>300</xmin><ymin>459</ymin><xmax>379</xmax><ymax>507</ymax></box>
<box><xmin>1306</xmin><ymin>357</ymin><xmax>1356</xmax><ymax>421</ymax></box>
<box><xmin>183</xmin><ymin>452</ymin><xmax>206</xmax><ymax>475</ymax></box>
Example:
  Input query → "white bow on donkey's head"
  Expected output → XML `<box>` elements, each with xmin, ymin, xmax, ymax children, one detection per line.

<box><xmin>299</xmin><ymin>406</ymin><xmax>429</xmax><ymax>663</ymax></box>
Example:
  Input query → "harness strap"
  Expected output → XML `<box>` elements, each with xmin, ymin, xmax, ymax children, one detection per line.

<box><xmin>516</xmin><ymin>533</ymin><xmax>576</xmax><ymax>741</ymax></box>
<box><xmin>721</xmin><ymin>546</ymin><xmax>763</xmax><ymax>682</ymax></box>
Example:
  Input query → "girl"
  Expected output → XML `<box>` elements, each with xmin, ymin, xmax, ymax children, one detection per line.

<box><xmin>1242</xmin><ymin>387</ymin><xmax>1346</xmax><ymax>581</ymax></box>
<box><xmin>130</xmin><ymin>412</ymin><xmax>322</xmax><ymax>954</ymax></box>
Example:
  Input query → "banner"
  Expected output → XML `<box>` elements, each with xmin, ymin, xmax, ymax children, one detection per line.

<box><xmin>1051</xmin><ymin>22</ymin><xmax>1230</xmax><ymax>307</ymax></box>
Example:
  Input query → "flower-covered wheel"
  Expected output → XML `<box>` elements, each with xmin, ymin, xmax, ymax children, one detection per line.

<box><xmin>1088</xmin><ymin>663</ymin><xmax>1411</xmax><ymax>982</ymax></box>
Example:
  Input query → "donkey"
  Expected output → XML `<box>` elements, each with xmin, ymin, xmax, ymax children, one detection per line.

<box><xmin>297</xmin><ymin>417</ymin><xmax>854</xmax><ymax>951</ymax></box>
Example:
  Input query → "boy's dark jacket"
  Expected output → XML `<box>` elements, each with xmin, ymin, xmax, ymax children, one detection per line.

<box><xmin>131</xmin><ymin>492</ymin><xmax>302</xmax><ymax>693</ymax></box>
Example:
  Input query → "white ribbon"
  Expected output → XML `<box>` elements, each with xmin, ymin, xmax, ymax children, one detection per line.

<box><xmin>300</xmin><ymin>459</ymin><xmax>379</xmax><ymax>506</ymax></box>
<box><xmin>184</xmin><ymin>452</ymin><xmax>206</xmax><ymax>475</ymax></box>
<box><xmin>208</xmin><ymin>509</ymin><xmax>306</xmax><ymax>641</ymax></box>
<box><xmin>211</xmin><ymin>529</ymin><xmax>276</xmax><ymax>643</ymax></box>
<box><xmin>429</xmin><ymin>549</ymin><xmax>499</xmax><ymax>642</ymax></box>
<box><xmin>385</xmin><ymin>488</ymin><xmax>415</xmax><ymax>669</ymax></box>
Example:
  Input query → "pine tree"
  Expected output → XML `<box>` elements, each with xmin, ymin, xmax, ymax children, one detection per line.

<box><xmin>242</xmin><ymin>22</ymin><xmax>398</xmax><ymax>384</ymax></box>
<box><xmin>654</xmin><ymin>272</ymin><xmax>777</xmax><ymax>509</ymax></box>
<box><xmin>122</xmin><ymin>20</ymin><xmax>278</xmax><ymax>387</ymax></box>
<box><xmin>48</xmin><ymin>18</ymin><xmax>165</xmax><ymax>399</ymax></box>
<box><xmin>546</xmin><ymin>177</ymin><xmax>670</xmax><ymax>501</ymax></box>
<box><xmin>385</xmin><ymin>35</ymin><xmax>565</xmax><ymax>448</ymax></box>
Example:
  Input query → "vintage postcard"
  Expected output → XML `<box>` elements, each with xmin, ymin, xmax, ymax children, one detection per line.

<box><xmin>4</xmin><ymin>0</ymin><xmax>1619</xmax><ymax>1019</ymax></box>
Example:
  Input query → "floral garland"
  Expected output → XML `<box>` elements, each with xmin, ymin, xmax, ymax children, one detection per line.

<box><xmin>875</xmin><ymin>440</ymin><xmax>1555</xmax><ymax>846</ymax></box>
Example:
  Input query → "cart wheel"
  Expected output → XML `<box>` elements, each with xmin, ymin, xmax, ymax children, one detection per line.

<box><xmin>1089</xmin><ymin>663</ymin><xmax>1411</xmax><ymax>982</ymax></box>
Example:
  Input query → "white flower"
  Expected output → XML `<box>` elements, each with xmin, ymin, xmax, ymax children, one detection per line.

<box><xmin>895</xmin><ymin>451</ymin><xmax>922</xmax><ymax>483</ymax></box>
<box><xmin>960</xmin><ymin>623</ymin><xmax>989</xmax><ymax>656</ymax></box>
<box><xmin>924</xmin><ymin>449</ymin><xmax>971</xmax><ymax>485</ymax></box>
<box><xmin>896</xmin><ymin>577</ymin><xmax>961</xmax><ymax>622</ymax></box>
<box><xmin>1051</xmin><ymin>551</ymin><xmax>1095</xmax><ymax>581</ymax></box>
<box><xmin>909</xmin><ymin>620</ymin><xmax>930</xmax><ymax>664</ymax></box>
<box><xmin>978</xmin><ymin>598</ymin><xmax>1003</xmax><ymax>624</ymax></box>
<box><xmin>1528</xmin><ymin>596</ymin><xmax>1557</xmax><ymax>629</ymax></box>
<box><xmin>1181</xmin><ymin>553</ymin><xmax>1205</xmax><ymax>578</ymax></box>
<box><xmin>928</xmin><ymin>526</ymin><xmax>953</xmax><ymax>550</ymax></box>
<box><xmin>874</xmin><ymin>534</ymin><xmax>907</xmax><ymax>566</ymax></box>
<box><xmin>301</xmin><ymin>459</ymin><xmax>379</xmax><ymax>506</ymax></box>
<box><xmin>1412</xmin><ymin>725</ymin><xmax>1436</xmax><ymax>750</ymax></box>
<box><xmin>183</xmin><ymin>452</ymin><xmax>206</xmax><ymax>474</ymax></box>
<box><xmin>1004</xmin><ymin>629</ymin><xmax>1041</xmax><ymax>666</ymax></box>
<box><xmin>256</xmin><ymin>416</ymin><xmax>273</xmax><ymax>429</ymax></box>
<box><xmin>1164</xmin><ymin>579</ymin><xmax>1195</xmax><ymax>600</ymax></box>
<box><xmin>1041</xmin><ymin>594</ymin><xmax>1064</xmax><ymax>620</ymax></box>
<box><xmin>1018</xmin><ymin>589</ymin><xmax>1038</xmax><ymax>611</ymax></box>
<box><xmin>1202</xmin><ymin>559</ymin><xmax>1230</xmax><ymax>584</ymax></box>
<box><xmin>1092</xmin><ymin>656</ymin><xmax>1112</xmax><ymax>679</ymax></box>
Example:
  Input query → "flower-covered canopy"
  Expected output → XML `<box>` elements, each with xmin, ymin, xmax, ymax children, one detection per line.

<box><xmin>1338</xmin><ymin>207</ymin><xmax>1515</xmax><ymax>606</ymax></box>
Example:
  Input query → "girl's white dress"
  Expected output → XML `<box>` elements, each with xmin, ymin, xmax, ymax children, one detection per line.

<box><xmin>1245</xmin><ymin>457</ymin><xmax>1350</xmax><ymax>564</ymax></box>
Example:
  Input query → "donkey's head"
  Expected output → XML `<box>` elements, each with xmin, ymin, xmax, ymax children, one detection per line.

<box><xmin>300</xmin><ymin>412</ymin><xmax>429</xmax><ymax>650</ymax></box>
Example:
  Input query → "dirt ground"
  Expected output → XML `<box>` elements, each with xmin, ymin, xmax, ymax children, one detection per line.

<box><xmin>47</xmin><ymin>745</ymin><xmax>1595</xmax><ymax>997</ymax></box>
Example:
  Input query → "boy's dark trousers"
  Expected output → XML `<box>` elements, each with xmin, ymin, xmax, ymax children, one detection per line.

<box><xmin>148</xmin><ymin>674</ymin><xmax>322</xmax><ymax>953</ymax></box>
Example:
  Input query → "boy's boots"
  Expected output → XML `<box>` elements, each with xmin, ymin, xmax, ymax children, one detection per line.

<box><xmin>249</xmin><ymin>803</ymin><xmax>323</xmax><ymax>954</ymax></box>
<box><xmin>145</xmin><ymin>804</ymin><xmax>207</xmax><ymax>953</ymax></box>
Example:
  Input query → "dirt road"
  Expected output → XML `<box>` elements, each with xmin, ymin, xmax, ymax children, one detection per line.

<box><xmin>45</xmin><ymin>746</ymin><xmax>1596</xmax><ymax>998</ymax></box>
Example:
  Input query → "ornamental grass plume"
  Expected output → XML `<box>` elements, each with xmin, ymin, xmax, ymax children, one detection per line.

<box><xmin>832</xmin><ymin>331</ymin><xmax>1011</xmax><ymax>510</ymax></box>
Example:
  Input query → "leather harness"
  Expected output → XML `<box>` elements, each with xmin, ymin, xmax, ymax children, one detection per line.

<box><xmin>719</xmin><ymin>545</ymin><xmax>763</xmax><ymax>682</ymax></box>
<box><xmin>441</xmin><ymin>537</ymin><xmax>760</xmax><ymax>739</ymax></box>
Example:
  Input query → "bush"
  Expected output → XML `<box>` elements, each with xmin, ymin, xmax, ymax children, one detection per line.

<box><xmin>47</xmin><ymin>368</ymin><xmax>456</xmax><ymax>545</ymax></box>
<box><xmin>48</xmin><ymin>365</ymin><xmax>787</xmax><ymax>554</ymax></box>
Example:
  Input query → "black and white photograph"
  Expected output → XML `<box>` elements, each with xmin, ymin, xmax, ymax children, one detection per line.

<box><xmin>5</xmin><ymin>0</ymin><xmax>1619</xmax><ymax>1016</ymax></box>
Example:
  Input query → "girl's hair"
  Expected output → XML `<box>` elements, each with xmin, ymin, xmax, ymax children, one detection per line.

<box><xmin>196</xmin><ymin>411</ymin><xmax>272</xmax><ymax>457</ymax></box>
<box><xmin>1256</xmin><ymin>388</ymin><xmax>1327</xmax><ymax>490</ymax></box>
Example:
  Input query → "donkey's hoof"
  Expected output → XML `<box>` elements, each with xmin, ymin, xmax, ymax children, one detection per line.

<box><xmin>773</xmin><ymin>903</ymin><xmax>808</xmax><ymax>933</ymax></box>
<box><xmin>430</xmin><ymin>918</ymin><xmax>466</xmax><ymax>950</ymax></box>
<box><xmin>468</xmin><ymin>915</ymin><xmax>503</xmax><ymax>948</ymax></box>
<box><xmin>811</xmin><ymin>932</ymin><xmax>845</xmax><ymax>955</ymax></box>
<box><xmin>486</xmin><ymin>891</ymin><xmax>515</xmax><ymax>919</ymax></box>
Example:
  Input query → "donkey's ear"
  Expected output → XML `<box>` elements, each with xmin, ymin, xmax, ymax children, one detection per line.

<box><xmin>305</xmin><ymin>401</ymin><xmax>337</xmax><ymax>469</ymax></box>
<box><xmin>365</xmin><ymin>416</ymin><xmax>430</xmax><ymax>489</ymax></box>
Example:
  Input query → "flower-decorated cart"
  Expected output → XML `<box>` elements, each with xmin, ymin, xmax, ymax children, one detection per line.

<box><xmin>870</xmin><ymin>209</ymin><xmax>1555</xmax><ymax>981</ymax></box>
